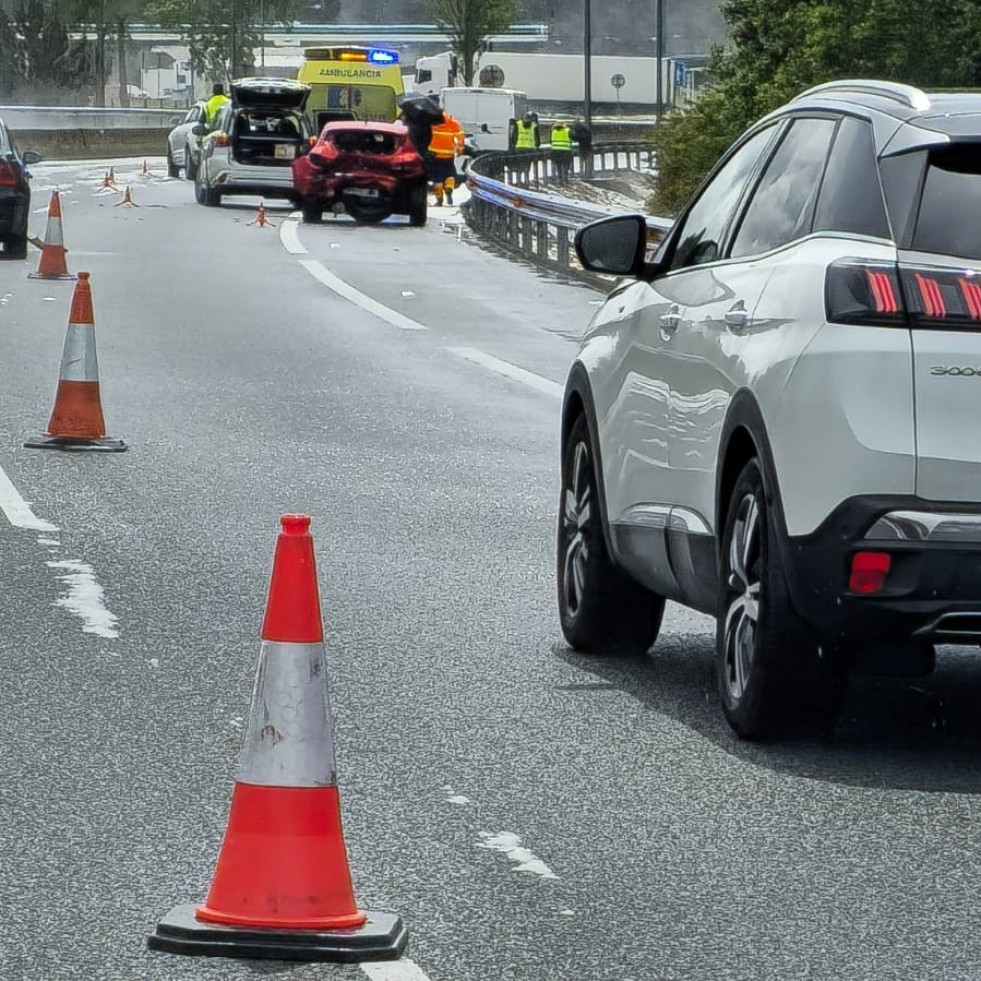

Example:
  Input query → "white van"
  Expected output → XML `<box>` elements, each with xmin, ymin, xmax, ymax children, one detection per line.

<box><xmin>438</xmin><ymin>87</ymin><xmax>528</xmax><ymax>153</ymax></box>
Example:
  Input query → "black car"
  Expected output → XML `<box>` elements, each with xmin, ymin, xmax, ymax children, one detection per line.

<box><xmin>0</xmin><ymin>116</ymin><xmax>41</xmax><ymax>260</ymax></box>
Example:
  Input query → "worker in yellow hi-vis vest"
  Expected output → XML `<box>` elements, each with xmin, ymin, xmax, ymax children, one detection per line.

<box><xmin>204</xmin><ymin>83</ymin><xmax>230</xmax><ymax>127</ymax></box>
<box><xmin>550</xmin><ymin>121</ymin><xmax>573</xmax><ymax>182</ymax></box>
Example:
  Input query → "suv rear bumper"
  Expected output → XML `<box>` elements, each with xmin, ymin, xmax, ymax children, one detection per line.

<box><xmin>781</xmin><ymin>496</ymin><xmax>981</xmax><ymax>648</ymax></box>
<box><xmin>208</xmin><ymin>180</ymin><xmax>296</xmax><ymax>200</ymax></box>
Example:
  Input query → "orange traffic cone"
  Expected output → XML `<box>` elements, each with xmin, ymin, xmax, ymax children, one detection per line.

<box><xmin>28</xmin><ymin>191</ymin><xmax>75</xmax><ymax>281</ymax></box>
<box><xmin>114</xmin><ymin>185</ymin><xmax>138</xmax><ymax>208</ymax></box>
<box><xmin>247</xmin><ymin>202</ymin><xmax>273</xmax><ymax>227</ymax></box>
<box><xmin>24</xmin><ymin>272</ymin><xmax>126</xmax><ymax>452</ymax></box>
<box><xmin>102</xmin><ymin>167</ymin><xmax>116</xmax><ymax>188</ymax></box>
<box><xmin>148</xmin><ymin>515</ymin><xmax>406</xmax><ymax>963</ymax></box>
<box><xmin>139</xmin><ymin>159</ymin><xmax>150</xmax><ymax>177</ymax></box>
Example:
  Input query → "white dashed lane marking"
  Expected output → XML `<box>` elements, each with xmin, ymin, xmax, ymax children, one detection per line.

<box><xmin>361</xmin><ymin>957</ymin><xmax>435</xmax><ymax>980</ymax></box>
<box><xmin>298</xmin><ymin>257</ymin><xmax>428</xmax><ymax>331</ymax></box>
<box><xmin>279</xmin><ymin>214</ymin><xmax>308</xmax><ymax>254</ymax></box>
<box><xmin>449</xmin><ymin>347</ymin><xmax>563</xmax><ymax>399</ymax></box>
<box><xmin>0</xmin><ymin>463</ymin><xmax>58</xmax><ymax>531</ymax></box>
<box><xmin>0</xmin><ymin>462</ymin><xmax>120</xmax><ymax>638</ymax></box>
<box><xmin>282</xmin><ymin>220</ymin><xmax>566</xmax><ymax>399</ymax></box>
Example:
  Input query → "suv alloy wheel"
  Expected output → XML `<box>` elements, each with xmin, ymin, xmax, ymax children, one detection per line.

<box><xmin>557</xmin><ymin>415</ymin><xmax>665</xmax><ymax>655</ymax></box>
<box><xmin>717</xmin><ymin>459</ymin><xmax>844</xmax><ymax>739</ymax></box>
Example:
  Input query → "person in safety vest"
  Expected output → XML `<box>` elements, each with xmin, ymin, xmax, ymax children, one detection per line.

<box><xmin>509</xmin><ymin>111</ymin><xmax>540</xmax><ymax>184</ymax></box>
<box><xmin>510</xmin><ymin>111</ymin><xmax>540</xmax><ymax>152</ymax></box>
<box><xmin>204</xmin><ymin>83</ymin><xmax>230</xmax><ymax>127</ymax></box>
<box><xmin>427</xmin><ymin>111</ymin><xmax>465</xmax><ymax>206</ymax></box>
<box><xmin>550</xmin><ymin>120</ymin><xmax>573</xmax><ymax>182</ymax></box>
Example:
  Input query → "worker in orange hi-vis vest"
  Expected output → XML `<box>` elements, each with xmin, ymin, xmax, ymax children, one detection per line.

<box><xmin>427</xmin><ymin>111</ymin><xmax>466</xmax><ymax>206</ymax></box>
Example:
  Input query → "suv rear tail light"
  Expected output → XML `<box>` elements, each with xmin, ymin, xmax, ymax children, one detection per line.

<box><xmin>827</xmin><ymin>259</ymin><xmax>981</xmax><ymax>329</ymax></box>
<box><xmin>0</xmin><ymin>160</ymin><xmax>19</xmax><ymax>186</ymax></box>
<box><xmin>849</xmin><ymin>551</ymin><xmax>891</xmax><ymax>594</ymax></box>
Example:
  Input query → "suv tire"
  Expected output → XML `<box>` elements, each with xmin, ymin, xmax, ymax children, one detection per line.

<box><xmin>717</xmin><ymin>458</ymin><xmax>844</xmax><ymax>740</ymax></box>
<box><xmin>558</xmin><ymin>414</ymin><xmax>665</xmax><ymax>655</ymax></box>
<box><xmin>301</xmin><ymin>197</ymin><xmax>323</xmax><ymax>223</ymax></box>
<box><xmin>184</xmin><ymin>146</ymin><xmax>197</xmax><ymax>181</ymax></box>
<box><xmin>167</xmin><ymin>147</ymin><xmax>180</xmax><ymax>178</ymax></box>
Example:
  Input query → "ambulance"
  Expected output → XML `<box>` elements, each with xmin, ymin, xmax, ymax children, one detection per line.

<box><xmin>297</xmin><ymin>46</ymin><xmax>405</xmax><ymax>130</ymax></box>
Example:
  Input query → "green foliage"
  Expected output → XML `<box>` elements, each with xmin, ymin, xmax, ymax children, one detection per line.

<box><xmin>144</xmin><ymin>0</ymin><xmax>301</xmax><ymax>82</ymax></box>
<box><xmin>427</xmin><ymin>0</ymin><xmax>519</xmax><ymax>85</ymax></box>
<box><xmin>648</xmin><ymin>0</ymin><xmax>981</xmax><ymax>217</ymax></box>
<box><xmin>0</xmin><ymin>0</ymin><xmax>99</xmax><ymax>102</ymax></box>
<box><xmin>648</xmin><ymin>87</ymin><xmax>743</xmax><ymax>217</ymax></box>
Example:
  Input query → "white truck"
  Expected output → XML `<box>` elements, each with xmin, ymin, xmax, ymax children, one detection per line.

<box><xmin>413</xmin><ymin>50</ymin><xmax>668</xmax><ymax>108</ymax></box>
<box><xmin>438</xmin><ymin>86</ymin><xmax>528</xmax><ymax>153</ymax></box>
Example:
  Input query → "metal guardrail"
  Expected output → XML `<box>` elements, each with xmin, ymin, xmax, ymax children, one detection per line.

<box><xmin>464</xmin><ymin>142</ymin><xmax>673</xmax><ymax>284</ymax></box>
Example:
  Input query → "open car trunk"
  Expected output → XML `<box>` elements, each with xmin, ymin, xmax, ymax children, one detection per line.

<box><xmin>230</xmin><ymin>78</ymin><xmax>311</xmax><ymax>110</ymax></box>
<box><xmin>231</xmin><ymin>109</ymin><xmax>306</xmax><ymax>167</ymax></box>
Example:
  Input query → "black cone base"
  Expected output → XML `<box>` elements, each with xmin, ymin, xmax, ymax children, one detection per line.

<box><xmin>148</xmin><ymin>904</ymin><xmax>407</xmax><ymax>963</ymax></box>
<box><xmin>24</xmin><ymin>435</ymin><xmax>127</xmax><ymax>452</ymax></box>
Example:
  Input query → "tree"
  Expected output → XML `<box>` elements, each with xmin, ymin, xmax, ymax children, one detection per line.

<box><xmin>145</xmin><ymin>0</ymin><xmax>300</xmax><ymax>83</ymax></box>
<box><xmin>63</xmin><ymin>0</ymin><xmax>150</xmax><ymax>106</ymax></box>
<box><xmin>427</xmin><ymin>0</ymin><xmax>519</xmax><ymax>86</ymax></box>
<box><xmin>0</xmin><ymin>0</ymin><xmax>98</xmax><ymax>104</ymax></box>
<box><xmin>648</xmin><ymin>0</ymin><xmax>981</xmax><ymax>217</ymax></box>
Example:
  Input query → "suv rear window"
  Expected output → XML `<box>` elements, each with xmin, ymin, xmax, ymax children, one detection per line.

<box><xmin>233</xmin><ymin>111</ymin><xmax>302</xmax><ymax>139</ymax></box>
<box><xmin>912</xmin><ymin>144</ymin><xmax>981</xmax><ymax>259</ymax></box>
<box><xmin>328</xmin><ymin>130</ymin><xmax>397</xmax><ymax>155</ymax></box>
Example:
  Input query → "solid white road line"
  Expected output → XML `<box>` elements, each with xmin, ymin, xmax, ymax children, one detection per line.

<box><xmin>0</xmin><ymin>464</ymin><xmax>58</xmax><ymax>531</ymax></box>
<box><xmin>361</xmin><ymin>958</ymin><xmax>434</xmax><ymax>981</ymax></box>
<box><xmin>298</xmin><ymin>258</ymin><xmax>428</xmax><ymax>331</ymax></box>
<box><xmin>448</xmin><ymin>347</ymin><xmax>564</xmax><ymax>399</ymax></box>
<box><xmin>279</xmin><ymin>216</ymin><xmax>308</xmax><ymax>255</ymax></box>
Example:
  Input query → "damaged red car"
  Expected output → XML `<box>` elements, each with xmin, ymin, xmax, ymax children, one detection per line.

<box><xmin>292</xmin><ymin>121</ymin><xmax>429</xmax><ymax>226</ymax></box>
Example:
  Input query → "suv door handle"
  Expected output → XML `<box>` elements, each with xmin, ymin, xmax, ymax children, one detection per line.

<box><xmin>659</xmin><ymin>305</ymin><xmax>681</xmax><ymax>337</ymax></box>
<box><xmin>725</xmin><ymin>303</ymin><xmax>749</xmax><ymax>332</ymax></box>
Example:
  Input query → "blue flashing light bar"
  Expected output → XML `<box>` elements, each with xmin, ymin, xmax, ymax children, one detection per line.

<box><xmin>368</xmin><ymin>48</ymin><xmax>399</xmax><ymax>65</ymax></box>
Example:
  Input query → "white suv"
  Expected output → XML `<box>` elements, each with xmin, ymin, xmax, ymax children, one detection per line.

<box><xmin>194</xmin><ymin>78</ymin><xmax>314</xmax><ymax>207</ymax></box>
<box><xmin>560</xmin><ymin>80</ymin><xmax>981</xmax><ymax>740</ymax></box>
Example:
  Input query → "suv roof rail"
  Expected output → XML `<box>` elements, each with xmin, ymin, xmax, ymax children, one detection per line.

<box><xmin>792</xmin><ymin>80</ymin><xmax>932</xmax><ymax>111</ymax></box>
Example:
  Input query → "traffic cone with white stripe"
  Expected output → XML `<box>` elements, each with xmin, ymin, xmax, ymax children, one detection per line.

<box><xmin>28</xmin><ymin>190</ymin><xmax>75</xmax><ymax>281</ymax></box>
<box><xmin>148</xmin><ymin>514</ymin><xmax>407</xmax><ymax>963</ymax></box>
<box><xmin>25</xmin><ymin>272</ymin><xmax>126</xmax><ymax>452</ymax></box>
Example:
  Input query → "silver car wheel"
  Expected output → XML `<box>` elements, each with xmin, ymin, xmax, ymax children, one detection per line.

<box><xmin>561</xmin><ymin>440</ymin><xmax>592</xmax><ymax>616</ymax></box>
<box><xmin>723</xmin><ymin>491</ymin><xmax>761</xmax><ymax>701</ymax></box>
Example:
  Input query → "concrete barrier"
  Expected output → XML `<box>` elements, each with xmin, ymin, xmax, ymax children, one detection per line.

<box><xmin>9</xmin><ymin>128</ymin><xmax>172</xmax><ymax>160</ymax></box>
<box><xmin>0</xmin><ymin>105</ymin><xmax>183</xmax><ymax>130</ymax></box>
<box><xmin>1</xmin><ymin>106</ymin><xmax>182</xmax><ymax>161</ymax></box>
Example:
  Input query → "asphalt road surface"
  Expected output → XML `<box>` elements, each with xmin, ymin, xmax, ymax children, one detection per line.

<box><xmin>2</xmin><ymin>158</ymin><xmax>981</xmax><ymax>981</ymax></box>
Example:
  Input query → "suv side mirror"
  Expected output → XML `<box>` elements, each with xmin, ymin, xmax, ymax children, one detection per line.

<box><xmin>22</xmin><ymin>150</ymin><xmax>42</xmax><ymax>165</ymax></box>
<box><xmin>574</xmin><ymin>214</ymin><xmax>650</xmax><ymax>277</ymax></box>
<box><xmin>191</xmin><ymin>123</ymin><xmax>207</xmax><ymax>137</ymax></box>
